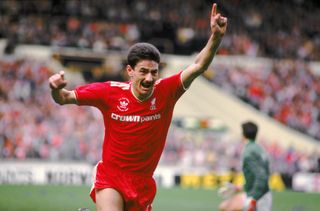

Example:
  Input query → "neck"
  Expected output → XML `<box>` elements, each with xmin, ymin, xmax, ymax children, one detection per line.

<box><xmin>247</xmin><ymin>139</ymin><xmax>255</xmax><ymax>143</ymax></box>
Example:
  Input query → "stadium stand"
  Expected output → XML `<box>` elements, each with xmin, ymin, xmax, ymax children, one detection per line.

<box><xmin>0</xmin><ymin>0</ymin><xmax>319</xmax><ymax>58</ymax></box>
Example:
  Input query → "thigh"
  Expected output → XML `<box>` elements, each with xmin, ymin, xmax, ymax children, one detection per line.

<box><xmin>96</xmin><ymin>188</ymin><xmax>124</xmax><ymax>211</ymax></box>
<box><xmin>257</xmin><ymin>191</ymin><xmax>272</xmax><ymax>211</ymax></box>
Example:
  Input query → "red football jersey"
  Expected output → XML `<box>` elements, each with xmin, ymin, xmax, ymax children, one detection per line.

<box><xmin>75</xmin><ymin>72</ymin><xmax>185</xmax><ymax>175</ymax></box>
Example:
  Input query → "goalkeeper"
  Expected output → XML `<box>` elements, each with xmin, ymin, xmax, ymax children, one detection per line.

<box><xmin>219</xmin><ymin>121</ymin><xmax>272</xmax><ymax>211</ymax></box>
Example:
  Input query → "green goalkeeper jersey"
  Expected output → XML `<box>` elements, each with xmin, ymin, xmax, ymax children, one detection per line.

<box><xmin>242</xmin><ymin>140</ymin><xmax>270</xmax><ymax>200</ymax></box>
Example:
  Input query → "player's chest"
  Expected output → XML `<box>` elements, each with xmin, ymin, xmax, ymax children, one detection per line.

<box><xmin>108</xmin><ymin>92</ymin><xmax>168</xmax><ymax>115</ymax></box>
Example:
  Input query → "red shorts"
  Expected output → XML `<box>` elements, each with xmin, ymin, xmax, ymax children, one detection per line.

<box><xmin>90</xmin><ymin>161</ymin><xmax>156</xmax><ymax>211</ymax></box>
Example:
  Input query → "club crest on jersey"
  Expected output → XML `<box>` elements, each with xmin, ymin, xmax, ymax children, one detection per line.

<box><xmin>117</xmin><ymin>97</ymin><xmax>129</xmax><ymax>111</ymax></box>
<box><xmin>150</xmin><ymin>97</ymin><xmax>156</xmax><ymax>110</ymax></box>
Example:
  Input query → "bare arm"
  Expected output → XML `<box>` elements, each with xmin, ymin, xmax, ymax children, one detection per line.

<box><xmin>181</xmin><ymin>3</ymin><xmax>227</xmax><ymax>88</ymax></box>
<box><xmin>49</xmin><ymin>71</ymin><xmax>77</xmax><ymax>105</ymax></box>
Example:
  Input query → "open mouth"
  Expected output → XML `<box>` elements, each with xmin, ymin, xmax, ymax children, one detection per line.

<box><xmin>141</xmin><ymin>82</ymin><xmax>153</xmax><ymax>89</ymax></box>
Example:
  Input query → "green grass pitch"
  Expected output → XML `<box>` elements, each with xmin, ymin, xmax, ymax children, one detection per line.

<box><xmin>0</xmin><ymin>185</ymin><xmax>319</xmax><ymax>211</ymax></box>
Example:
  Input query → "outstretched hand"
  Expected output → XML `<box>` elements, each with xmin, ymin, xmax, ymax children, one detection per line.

<box><xmin>49</xmin><ymin>70</ymin><xmax>67</xmax><ymax>90</ymax></box>
<box><xmin>210</xmin><ymin>3</ymin><xmax>227</xmax><ymax>37</ymax></box>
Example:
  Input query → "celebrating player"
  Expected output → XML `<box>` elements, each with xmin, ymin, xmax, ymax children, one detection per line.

<box><xmin>49</xmin><ymin>3</ymin><xmax>227</xmax><ymax>211</ymax></box>
<box><xmin>219</xmin><ymin>121</ymin><xmax>272</xmax><ymax>211</ymax></box>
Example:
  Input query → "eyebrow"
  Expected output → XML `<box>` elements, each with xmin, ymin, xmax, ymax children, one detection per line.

<box><xmin>139</xmin><ymin>67</ymin><xmax>158</xmax><ymax>72</ymax></box>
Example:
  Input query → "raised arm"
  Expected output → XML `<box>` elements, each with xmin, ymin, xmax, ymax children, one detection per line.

<box><xmin>181</xmin><ymin>3</ymin><xmax>227</xmax><ymax>88</ymax></box>
<box><xmin>49</xmin><ymin>70</ymin><xmax>77</xmax><ymax>105</ymax></box>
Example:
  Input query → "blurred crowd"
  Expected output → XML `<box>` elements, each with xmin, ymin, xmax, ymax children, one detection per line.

<box><xmin>0</xmin><ymin>0</ymin><xmax>319</xmax><ymax>59</ymax></box>
<box><xmin>0</xmin><ymin>57</ymin><xmax>103</xmax><ymax>163</ymax></box>
<box><xmin>1</xmin><ymin>57</ymin><xmax>319</xmax><ymax>175</ymax></box>
<box><xmin>208</xmin><ymin>60</ymin><xmax>320</xmax><ymax>141</ymax></box>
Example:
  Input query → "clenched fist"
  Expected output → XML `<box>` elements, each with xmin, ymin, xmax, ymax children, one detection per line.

<box><xmin>49</xmin><ymin>70</ymin><xmax>67</xmax><ymax>90</ymax></box>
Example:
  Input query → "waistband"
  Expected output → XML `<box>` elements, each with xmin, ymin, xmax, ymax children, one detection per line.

<box><xmin>99</xmin><ymin>160</ymin><xmax>153</xmax><ymax>178</ymax></box>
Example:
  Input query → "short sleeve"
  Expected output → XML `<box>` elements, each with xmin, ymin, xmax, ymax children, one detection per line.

<box><xmin>159</xmin><ymin>71</ymin><xmax>186</xmax><ymax>101</ymax></box>
<box><xmin>74</xmin><ymin>82</ymin><xmax>109</xmax><ymax>109</ymax></box>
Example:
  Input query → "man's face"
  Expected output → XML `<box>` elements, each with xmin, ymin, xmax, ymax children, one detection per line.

<box><xmin>127</xmin><ymin>59</ymin><xmax>159</xmax><ymax>101</ymax></box>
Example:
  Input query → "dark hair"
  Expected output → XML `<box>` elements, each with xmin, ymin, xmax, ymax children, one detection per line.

<box><xmin>127</xmin><ymin>42</ymin><xmax>160</xmax><ymax>68</ymax></box>
<box><xmin>241</xmin><ymin>121</ymin><xmax>258</xmax><ymax>140</ymax></box>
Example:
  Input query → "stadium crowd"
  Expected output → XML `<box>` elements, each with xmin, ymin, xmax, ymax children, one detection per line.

<box><xmin>1</xmin><ymin>57</ymin><xmax>319</xmax><ymax>176</ymax></box>
<box><xmin>0</xmin><ymin>57</ymin><xmax>103</xmax><ymax>163</ymax></box>
<box><xmin>0</xmin><ymin>0</ymin><xmax>319</xmax><ymax>59</ymax></box>
<box><xmin>208</xmin><ymin>59</ymin><xmax>320</xmax><ymax>141</ymax></box>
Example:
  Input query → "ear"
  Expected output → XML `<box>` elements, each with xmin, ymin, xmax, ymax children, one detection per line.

<box><xmin>126</xmin><ymin>64</ymin><xmax>134</xmax><ymax>78</ymax></box>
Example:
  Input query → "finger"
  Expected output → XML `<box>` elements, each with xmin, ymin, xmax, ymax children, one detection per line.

<box><xmin>211</xmin><ymin>13</ymin><xmax>220</xmax><ymax>25</ymax></box>
<box><xmin>220</xmin><ymin>16</ymin><xmax>227</xmax><ymax>23</ymax></box>
<box><xmin>59</xmin><ymin>70</ymin><xmax>65</xmax><ymax>80</ymax></box>
<box><xmin>49</xmin><ymin>75</ymin><xmax>58</xmax><ymax>84</ymax></box>
<box><xmin>49</xmin><ymin>79</ymin><xmax>58</xmax><ymax>89</ymax></box>
<box><xmin>218</xmin><ymin>16</ymin><xmax>227</xmax><ymax>26</ymax></box>
<box><xmin>212</xmin><ymin>3</ymin><xmax>217</xmax><ymax>16</ymax></box>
